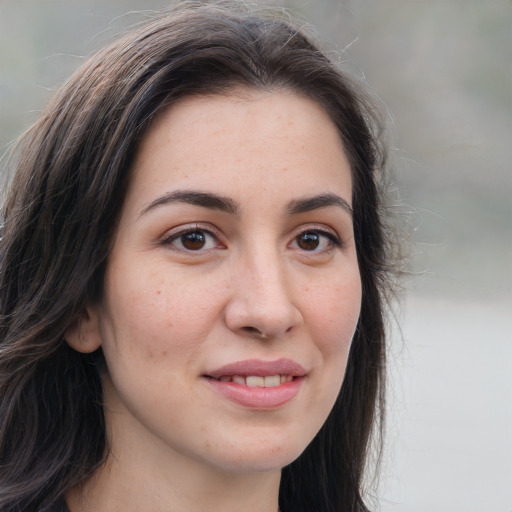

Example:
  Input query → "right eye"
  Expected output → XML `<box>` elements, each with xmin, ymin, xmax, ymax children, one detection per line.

<box><xmin>161</xmin><ymin>227</ymin><xmax>222</xmax><ymax>252</ymax></box>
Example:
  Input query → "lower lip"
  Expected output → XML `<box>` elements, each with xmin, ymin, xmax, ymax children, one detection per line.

<box><xmin>206</xmin><ymin>377</ymin><xmax>304</xmax><ymax>408</ymax></box>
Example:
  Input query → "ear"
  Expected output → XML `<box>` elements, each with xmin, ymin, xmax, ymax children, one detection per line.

<box><xmin>64</xmin><ymin>306</ymin><xmax>102</xmax><ymax>354</ymax></box>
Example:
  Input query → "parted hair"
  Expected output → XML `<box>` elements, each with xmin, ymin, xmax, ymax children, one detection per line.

<box><xmin>0</xmin><ymin>2</ymin><xmax>393</xmax><ymax>511</ymax></box>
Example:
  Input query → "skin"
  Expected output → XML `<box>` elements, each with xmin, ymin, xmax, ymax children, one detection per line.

<box><xmin>66</xmin><ymin>89</ymin><xmax>362</xmax><ymax>512</ymax></box>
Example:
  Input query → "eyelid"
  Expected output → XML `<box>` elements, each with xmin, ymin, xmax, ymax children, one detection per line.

<box><xmin>288</xmin><ymin>224</ymin><xmax>345</xmax><ymax>258</ymax></box>
<box><xmin>290</xmin><ymin>223</ymin><xmax>342</xmax><ymax>246</ymax></box>
<box><xmin>160</xmin><ymin>222</ymin><xmax>226</xmax><ymax>250</ymax></box>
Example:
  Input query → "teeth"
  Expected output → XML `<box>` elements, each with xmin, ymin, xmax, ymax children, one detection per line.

<box><xmin>246</xmin><ymin>376</ymin><xmax>265</xmax><ymax>387</ymax></box>
<box><xmin>264</xmin><ymin>375</ymin><xmax>281</xmax><ymax>387</ymax></box>
<box><xmin>223</xmin><ymin>375</ymin><xmax>291</xmax><ymax>387</ymax></box>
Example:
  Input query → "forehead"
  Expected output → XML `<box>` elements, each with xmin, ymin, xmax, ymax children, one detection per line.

<box><xmin>125</xmin><ymin>89</ymin><xmax>352</xmax><ymax>213</ymax></box>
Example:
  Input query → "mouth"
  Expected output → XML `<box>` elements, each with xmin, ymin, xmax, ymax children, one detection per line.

<box><xmin>210</xmin><ymin>374</ymin><xmax>295</xmax><ymax>387</ymax></box>
<box><xmin>204</xmin><ymin>358</ymin><xmax>306</xmax><ymax>408</ymax></box>
<box><xmin>205</xmin><ymin>358</ymin><xmax>306</xmax><ymax>379</ymax></box>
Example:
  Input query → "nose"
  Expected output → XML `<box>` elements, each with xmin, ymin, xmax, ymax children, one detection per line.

<box><xmin>224</xmin><ymin>249</ymin><xmax>302</xmax><ymax>340</ymax></box>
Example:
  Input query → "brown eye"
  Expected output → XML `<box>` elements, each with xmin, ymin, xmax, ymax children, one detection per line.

<box><xmin>180</xmin><ymin>230</ymin><xmax>207</xmax><ymax>250</ymax></box>
<box><xmin>162</xmin><ymin>228</ymin><xmax>220</xmax><ymax>252</ymax></box>
<box><xmin>292</xmin><ymin>229</ymin><xmax>340</xmax><ymax>253</ymax></box>
<box><xmin>296</xmin><ymin>231</ymin><xmax>321</xmax><ymax>251</ymax></box>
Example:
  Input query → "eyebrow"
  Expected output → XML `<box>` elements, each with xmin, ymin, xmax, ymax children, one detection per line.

<box><xmin>287</xmin><ymin>193</ymin><xmax>353</xmax><ymax>218</ymax></box>
<box><xmin>138</xmin><ymin>190</ymin><xmax>352</xmax><ymax>219</ymax></box>
<box><xmin>139</xmin><ymin>190</ymin><xmax>240</xmax><ymax>218</ymax></box>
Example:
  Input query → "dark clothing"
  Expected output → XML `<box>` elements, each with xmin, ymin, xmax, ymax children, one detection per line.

<box><xmin>46</xmin><ymin>498</ymin><xmax>69</xmax><ymax>512</ymax></box>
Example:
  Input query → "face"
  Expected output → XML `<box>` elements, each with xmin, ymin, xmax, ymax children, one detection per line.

<box><xmin>75</xmin><ymin>90</ymin><xmax>361</xmax><ymax>476</ymax></box>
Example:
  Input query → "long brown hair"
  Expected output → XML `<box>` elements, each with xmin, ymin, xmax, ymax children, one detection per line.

<box><xmin>0</xmin><ymin>2</ymin><xmax>395</xmax><ymax>511</ymax></box>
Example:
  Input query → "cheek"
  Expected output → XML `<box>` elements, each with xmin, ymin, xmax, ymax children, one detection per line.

<box><xmin>100</xmin><ymin>262</ymin><xmax>227</xmax><ymax>363</ymax></box>
<box><xmin>294</xmin><ymin>272</ymin><xmax>361</xmax><ymax>441</ymax></box>
<box><xmin>304</xmin><ymin>271</ymin><xmax>362</xmax><ymax>354</ymax></box>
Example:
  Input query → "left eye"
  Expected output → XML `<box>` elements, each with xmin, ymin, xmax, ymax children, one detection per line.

<box><xmin>291</xmin><ymin>230</ymin><xmax>339</xmax><ymax>252</ymax></box>
<box><xmin>163</xmin><ymin>228</ymin><xmax>219</xmax><ymax>251</ymax></box>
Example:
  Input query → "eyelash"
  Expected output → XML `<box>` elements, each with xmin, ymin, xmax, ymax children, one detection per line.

<box><xmin>160</xmin><ymin>224</ymin><xmax>224</xmax><ymax>252</ymax></box>
<box><xmin>290</xmin><ymin>227</ymin><xmax>342</xmax><ymax>252</ymax></box>
<box><xmin>159</xmin><ymin>224</ymin><xmax>342</xmax><ymax>253</ymax></box>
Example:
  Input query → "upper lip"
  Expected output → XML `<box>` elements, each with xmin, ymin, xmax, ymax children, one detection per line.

<box><xmin>206</xmin><ymin>358</ymin><xmax>307</xmax><ymax>379</ymax></box>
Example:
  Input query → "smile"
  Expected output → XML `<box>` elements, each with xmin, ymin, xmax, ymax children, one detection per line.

<box><xmin>215</xmin><ymin>375</ymin><xmax>294</xmax><ymax>387</ymax></box>
<box><xmin>204</xmin><ymin>358</ymin><xmax>306</xmax><ymax>408</ymax></box>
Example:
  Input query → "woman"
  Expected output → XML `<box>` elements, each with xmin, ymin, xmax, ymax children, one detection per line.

<box><xmin>0</xmin><ymin>2</ymin><xmax>396</xmax><ymax>511</ymax></box>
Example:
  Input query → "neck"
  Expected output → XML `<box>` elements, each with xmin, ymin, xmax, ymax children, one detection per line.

<box><xmin>67</xmin><ymin>377</ymin><xmax>281</xmax><ymax>512</ymax></box>
<box><xmin>67</xmin><ymin>461</ymin><xmax>281</xmax><ymax>512</ymax></box>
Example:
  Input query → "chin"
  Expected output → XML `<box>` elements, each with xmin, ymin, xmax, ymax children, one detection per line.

<box><xmin>213</xmin><ymin>452</ymin><xmax>298</xmax><ymax>475</ymax></box>
<box><xmin>205</xmin><ymin>430</ymin><xmax>310</xmax><ymax>474</ymax></box>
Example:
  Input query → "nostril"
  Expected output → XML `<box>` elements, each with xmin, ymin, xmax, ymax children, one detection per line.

<box><xmin>242</xmin><ymin>326</ymin><xmax>269</xmax><ymax>339</ymax></box>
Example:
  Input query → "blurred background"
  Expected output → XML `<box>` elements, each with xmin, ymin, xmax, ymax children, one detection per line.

<box><xmin>0</xmin><ymin>0</ymin><xmax>510</xmax><ymax>510</ymax></box>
